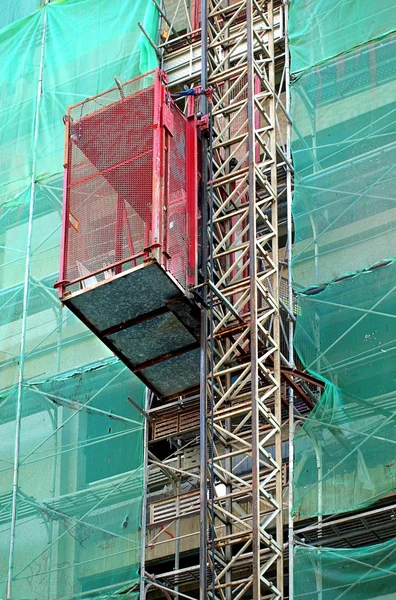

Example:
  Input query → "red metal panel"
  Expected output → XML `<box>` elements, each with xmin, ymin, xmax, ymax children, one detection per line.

<box><xmin>57</xmin><ymin>69</ymin><xmax>198</xmax><ymax>297</ymax></box>
<box><xmin>58</xmin><ymin>166</ymin><xmax>70</xmax><ymax>299</ymax></box>
<box><xmin>63</xmin><ymin>77</ymin><xmax>155</xmax><ymax>291</ymax></box>
<box><xmin>151</xmin><ymin>70</ymin><xmax>164</xmax><ymax>262</ymax></box>
<box><xmin>166</xmin><ymin>104</ymin><xmax>189</xmax><ymax>290</ymax></box>
<box><xmin>57</xmin><ymin>114</ymin><xmax>72</xmax><ymax>298</ymax></box>
<box><xmin>186</xmin><ymin>115</ymin><xmax>198</xmax><ymax>287</ymax></box>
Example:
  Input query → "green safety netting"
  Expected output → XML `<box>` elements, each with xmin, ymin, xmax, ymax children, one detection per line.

<box><xmin>293</xmin><ymin>261</ymin><xmax>396</xmax><ymax>517</ymax></box>
<box><xmin>0</xmin><ymin>0</ymin><xmax>158</xmax><ymax>598</ymax></box>
<box><xmin>289</xmin><ymin>0</ymin><xmax>396</xmax><ymax>594</ymax></box>
<box><xmin>291</xmin><ymin>32</ymin><xmax>396</xmax><ymax>290</ymax></box>
<box><xmin>294</xmin><ymin>538</ymin><xmax>396</xmax><ymax>599</ymax></box>
<box><xmin>290</xmin><ymin>0</ymin><xmax>396</xmax><ymax>520</ymax></box>
<box><xmin>289</xmin><ymin>0</ymin><xmax>396</xmax><ymax>73</ymax></box>
<box><xmin>0</xmin><ymin>360</ymin><xmax>144</xmax><ymax>600</ymax></box>
<box><xmin>1</xmin><ymin>0</ymin><xmax>157</xmax><ymax>205</ymax></box>
<box><xmin>0</xmin><ymin>0</ymin><xmax>40</xmax><ymax>32</ymax></box>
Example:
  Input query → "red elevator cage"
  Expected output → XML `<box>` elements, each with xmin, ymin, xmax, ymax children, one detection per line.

<box><xmin>56</xmin><ymin>70</ymin><xmax>201</xmax><ymax>400</ymax></box>
<box><xmin>58</xmin><ymin>69</ymin><xmax>198</xmax><ymax>297</ymax></box>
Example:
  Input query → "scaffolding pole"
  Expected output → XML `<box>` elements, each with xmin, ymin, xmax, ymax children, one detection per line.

<box><xmin>6</xmin><ymin>8</ymin><xmax>48</xmax><ymax>599</ymax></box>
<box><xmin>283</xmin><ymin>1</ymin><xmax>295</xmax><ymax>598</ymax></box>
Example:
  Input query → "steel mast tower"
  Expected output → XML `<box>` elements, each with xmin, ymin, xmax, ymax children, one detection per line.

<box><xmin>199</xmin><ymin>0</ymin><xmax>284</xmax><ymax>597</ymax></box>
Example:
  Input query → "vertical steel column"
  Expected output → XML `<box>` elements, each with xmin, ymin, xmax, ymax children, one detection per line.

<box><xmin>246</xmin><ymin>1</ymin><xmax>261</xmax><ymax>595</ymax></box>
<box><xmin>199</xmin><ymin>0</ymin><xmax>209</xmax><ymax>598</ymax></box>
<box><xmin>267</xmin><ymin>3</ymin><xmax>284</xmax><ymax>594</ymax></box>
<box><xmin>283</xmin><ymin>2</ymin><xmax>295</xmax><ymax>598</ymax></box>
<box><xmin>175</xmin><ymin>440</ymin><xmax>181</xmax><ymax>596</ymax></box>
<box><xmin>140</xmin><ymin>389</ymin><xmax>151</xmax><ymax>600</ymax></box>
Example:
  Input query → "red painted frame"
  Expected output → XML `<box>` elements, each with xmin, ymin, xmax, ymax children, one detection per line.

<box><xmin>186</xmin><ymin>114</ymin><xmax>198</xmax><ymax>287</ymax></box>
<box><xmin>57</xmin><ymin>115</ymin><xmax>71</xmax><ymax>299</ymax></box>
<box><xmin>56</xmin><ymin>69</ymin><xmax>198</xmax><ymax>297</ymax></box>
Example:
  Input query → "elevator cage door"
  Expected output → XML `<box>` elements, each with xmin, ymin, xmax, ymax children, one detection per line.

<box><xmin>57</xmin><ymin>69</ymin><xmax>198</xmax><ymax>299</ymax></box>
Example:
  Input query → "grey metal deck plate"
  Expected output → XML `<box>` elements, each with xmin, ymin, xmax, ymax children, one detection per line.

<box><xmin>68</xmin><ymin>262</ymin><xmax>183</xmax><ymax>331</ymax></box>
<box><xmin>63</xmin><ymin>261</ymin><xmax>200</xmax><ymax>399</ymax></box>
<box><xmin>141</xmin><ymin>348</ymin><xmax>201</xmax><ymax>398</ymax></box>
<box><xmin>108</xmin><ymin>312</ymin><xmax>196</xmax><ymax>365</ymax></box>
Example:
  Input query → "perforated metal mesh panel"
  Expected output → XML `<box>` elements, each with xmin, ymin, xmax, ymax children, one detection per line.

<box><xmin>63</xmin><ymin>72</ymin><xmax>194</xmax><ymax>294</ymax></box>
<box><xmin>166</xmin><ymin>104</ymin><xmax>188</xmax><ymax>289</ymax></box>
<box><xmin>66</xmin><ymin>78</ymin><xmax>155</xmax><ymax>289</ymax></box>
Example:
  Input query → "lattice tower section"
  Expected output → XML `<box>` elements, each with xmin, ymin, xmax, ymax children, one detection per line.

<box><xmin>201</xmin><ymin>0</ymin><xmax>283</xmax><ymax>598</ymax></box>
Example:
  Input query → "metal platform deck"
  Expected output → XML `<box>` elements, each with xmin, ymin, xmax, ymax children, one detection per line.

<box><xmin>61</xmin><ymin>260</ymin><xmax>200</xmax><ymax>400</ymax></box>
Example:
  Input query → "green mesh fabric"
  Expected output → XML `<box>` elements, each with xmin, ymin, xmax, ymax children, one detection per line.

<box><xmin>291</xmin><ymin>33</ymin><xmax>396</xmax><ymax>290</ymax></box>
<box><xmin>289</xmin><ymin>0</ymin><xmax>396</xmax><ymax>73</ymax></box>
<box><xmin>0</xmin><ymin>361</ymin><xmax>143</xmax><ymax>599</ymax></box>
<box><xmin>0</xmin><ymin>0</ymin><xmax>157</xmax><ymax>597</ymax></box>
<box><xmin>0</xmin><ymin>0</ymin><xmax>40</xmax><ymax>31</ymax></box>
<box><xmin>289</xmin><ymin>0</ymin><xmax>396</xmax><ymax>522</ymax></box>
<box><xmin>289</xmin><ymin>0</ymin><xmax>396</xmax><ymax>593</ymax></box>
<box><xmin>294</xmin><ymin>538</ymin><xmax>396</xmax><ymax>599</ymax></box>
<box><xmin>1</xmin><ymin>0</ymin><xmax>158</xmax><ymax>205</ymax></box>
<box><xmin>293</xmin><ymin>262</ymin><xmax>396</xmax><ymax>516</ymax></box>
